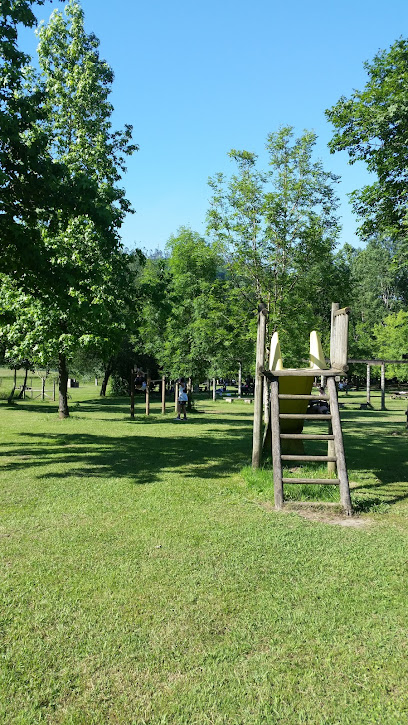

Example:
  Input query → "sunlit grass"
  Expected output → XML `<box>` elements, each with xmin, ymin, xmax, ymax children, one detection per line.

<box><xmin>1</xmin><ymin>386</ymin><xmax>408</xmax><ymax>723</ymax></box>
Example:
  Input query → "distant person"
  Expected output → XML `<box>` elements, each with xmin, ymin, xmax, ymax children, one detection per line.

<box><xmin>316</xmin><ymin>386</ymin><xmax>329</xmax><ymax>414</ymax></box>
<box><xmin>175</xmin><ymin>377</ymin><xmax>188</xmax><ymax>421</ymax></box>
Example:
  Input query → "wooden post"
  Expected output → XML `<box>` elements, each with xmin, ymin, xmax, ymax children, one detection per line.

<box><xmin>42</xmin><ymin>378</ymin><xmax>45</xmax><ymax>400</ymax></box>
<box><xmin>53</xmin><ymin>381</ymin><xmax>56</xmax><ymax>401</ymax></box>
<box><xmin>381</xmin><ymin>363</ymin><xmax>386</xmax><ymax>410</ymax></box>
<box><xmin>145</xmin><ymin>376</ymin><xmax>151</xmax><ymax>415</ymax></box>
<box><xmin>330</xmin><ymin>304</ymin><xmax>350</xmax><ymax>372</ymax></box>
<box><xmin>327</xmin><ymin>420</ymin><xmax>336</xmax><ymax>474</ymax></box>
<box><xmin>212</xmin><ymin>378</ymin><xmax>216</xmax><ymax>401</ymax></box>
<box><xmin>330</xmin><ymin>302</ymin><xmax>339</xmax><ymax>366</ymax></box>
<box><xmin>130</xmin><ymin>369</ymin><xmax>135</xmax><ymax>419</ymax></box>
<box><xmin>252</xmin><ymin>304</ymin><xmax>267</xmax><ymax>468</ymax></box>
<box><xmin>271</xmin><ymin>376</ymin><xmax>283</xmax><ymax>510</ymax></box>
<box><xmin>327</xmin><ymin>377</ymin><xmax>352</xmax><ymax>515</ymax></box>
<box><xmin>238</xmin><ymin>362</ymin><xmax>242</xmax><ymax>397</ymax></box>
<box><xmin>161</xmin><ymin>375</ymin><xmax>166</xmax><ymax>414</ymax></box>
<box><xmin>366</xmin><ymin>364</ymin><xmax>371</xmax><ymax>405</ymax></box>
<box><xmin>175</xmin><ymin>382</ymin><xmax>179</xmax><ymax>414</ymax></box>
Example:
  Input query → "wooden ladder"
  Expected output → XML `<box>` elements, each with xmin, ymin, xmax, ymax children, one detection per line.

<box><xmin>268</xmin><ymin>373</ymin><xmax>352</xmax><ymax>515</ymax></box>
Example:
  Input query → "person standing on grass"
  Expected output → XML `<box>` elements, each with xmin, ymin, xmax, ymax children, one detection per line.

<box><xmin>175</xmin><ymin>378</ymin><xmax>188</xmax><ymax>421</ymax></box>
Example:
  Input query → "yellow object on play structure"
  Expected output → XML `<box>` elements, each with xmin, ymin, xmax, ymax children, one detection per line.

<box><xmin>269</xmin><ymin>330</ymin><xmax>326</xmax><ymax>434</ymax></box>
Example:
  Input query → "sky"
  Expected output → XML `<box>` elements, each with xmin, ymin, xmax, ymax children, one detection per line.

<box><xmin>20</xmin><ymin>0</ymin><xmax>408</xmax><ymax>254</ymax></box>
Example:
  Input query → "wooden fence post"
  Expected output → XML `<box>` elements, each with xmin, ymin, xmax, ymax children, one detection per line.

<box><xmin>381</xmin><ymin>363</ymin><xmax>386</xmax><ymax>410</ymax></box>
<box><xmin>252</xmin><ymin>304</ymin><xmax>267</xmax><ymax>468</ymax></box>
<box><xmin>130</xmin><ymin>369</ymin><xmax>135</xmax><ymax>419</ymax></box>
<box><xmin>161</xmin><ymin>375</ymin><xmax>166</xmax><ymax>414</ymax></box>
<box><xmin>212</xmin><ymin>378</ymin><xmax>216</xmax><ymax>401</ymax></box>
<box><xmin>175</xmin><ymin>382</ymin><xmax>179</xmax><ymax>414</ymax></box>
<box><xmin>366</xmin><ymin>364</ymin><xmax>371</xmax><ymax>405</ymax></box>
<box><xmin>145</xmin><ymin>376</ymin><xmax>151</xmax><ymax>416</ymax></box>
<box><xmin>42</xmin><ymin>378</ymin><xmax>45</xmax><ymax>400</ymax></box>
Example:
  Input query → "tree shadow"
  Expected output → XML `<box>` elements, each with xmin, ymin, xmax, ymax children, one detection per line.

<box><xmin>2</xmin><ymin>427</ymin><xmax>253</xmax><ymax>486</ymax></box>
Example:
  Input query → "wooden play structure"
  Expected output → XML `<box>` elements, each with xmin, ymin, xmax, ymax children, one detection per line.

<box><xmin>252</xmin><ymin>303</ymin><xmax>353</xmax><ymax>515</ymax></box>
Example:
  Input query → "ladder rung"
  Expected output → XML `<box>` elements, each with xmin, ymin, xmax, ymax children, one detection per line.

<box><xmin>282</xmin><ymin>478</ymin><xmax>340</xmax><ymax>485</ymax></box>
<box><xmin>278</xmin><ymin>394</ymin><xmax>329</xmax><ymax>401</ymax></box>
<box><xmin>281</xmin><ymin>455</ymin><xmax>337</xmax><ymax>462</ymax></box>
<box><xmin>280</xmin><ymin>434</ymin><xmax>334</xmax><ymax>440</ymax></box>
<box><xmin>279</xmin><ymin>414</ymin><xmax>331</xmax><ymax>420</ymax></box>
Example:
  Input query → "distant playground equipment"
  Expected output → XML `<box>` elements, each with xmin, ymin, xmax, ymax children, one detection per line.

<box><xmin>19</xmin><ymin>370</ymin><xmax>57</xmax><ymax>401</ymax></box>
<box><xmin>252</xmin><ymin>303</ymin><xmax>353</xmax><ymax>515</ymax></box>
<box><xmin>130</xmin><ymin>369</ymin><xmax>194</xmax><ymax>418</ymax></box>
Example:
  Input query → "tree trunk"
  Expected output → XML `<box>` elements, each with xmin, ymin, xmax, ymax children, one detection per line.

<box><xmin>58</xmin><ymin>353</ymin><xmax>69</xmax><ymax>418</ymax></box>
<box><xmin>7</xmin><ymin>368</ymin><xmax>17</xmax><ymax>404</ymax></box>
<box><xmin>100</xmin><ymin>359</ymin><xmax>113</xmax><ymax>397</ymax></box>
<box><xmin>17</xmin><ymin>367</ymin><xmax>29</xmax><ymax>399</ymax></box>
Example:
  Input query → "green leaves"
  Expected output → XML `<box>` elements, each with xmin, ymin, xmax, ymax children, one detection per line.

<box><xmin>326</xmin><ymin>38</ymin><xmax>408</xmax><ymax>242</ymax></box>
<box><xmin>207</xmin><ymin>127</ymin><xmax>341</xmax><ymax>351</ymax></box>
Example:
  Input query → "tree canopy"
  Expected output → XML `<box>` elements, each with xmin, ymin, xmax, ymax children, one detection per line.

<box><xmin>326</xmin><ymin>38</ymin><xmax>408</xmax><ymax>266</ymax></box>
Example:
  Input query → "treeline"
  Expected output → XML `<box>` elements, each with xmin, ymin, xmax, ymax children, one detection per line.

<box><xmin>1</xmin><ymin>2</ymin><xmax>407</xmax><ymax>417</ymax></box>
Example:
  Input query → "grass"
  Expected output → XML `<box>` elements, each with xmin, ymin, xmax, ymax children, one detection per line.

<box><xmin>1</xmin><ymin>380</ymin><xmax>408</xmax><ymax>723</ymax></box>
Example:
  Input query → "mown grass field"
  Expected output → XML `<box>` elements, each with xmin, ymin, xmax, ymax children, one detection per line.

<box><xmin>1</xmin><ymin>372</ymin><xmax>408</xmax><ymax>724</ymax></box>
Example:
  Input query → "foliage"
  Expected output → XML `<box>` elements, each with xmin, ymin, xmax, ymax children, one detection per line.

<box><xmin>0</xmin><ymin>0</ymin><xmax>139</xmax><ymax>416</ymax></box>
<box><xmin>207</xmin><ymin>127</ymin><xmax>341</xmax><ymax>342</ymax></box>
<box><xmin>0</xmin><ymin>0</ymin><xmax>65</xmax><ymax>283</ymax></box>
<box><xmin>326</xmin><ymin>38</ymin><xmax>408</xmax><ymax>268</ymax></box>
<box><xmin>373</xmin><ymin>310</ymin><xmax>408</xmax><ymax>380</ymax></box>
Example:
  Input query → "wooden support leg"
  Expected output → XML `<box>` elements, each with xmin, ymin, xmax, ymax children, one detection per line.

<box><xmin>271</xmin><ymin>377</ymin><xmax>283</xmax><ymax>510</ymax></box>
<box><xmin>327</xmin><ymin>377</ymin><xmax>352</xmax><ymax>515</ymax></box>
<box><xmin>381</xmin><ymin>364</ymin><xmax>386</xmax><ymax>411</ymax></box>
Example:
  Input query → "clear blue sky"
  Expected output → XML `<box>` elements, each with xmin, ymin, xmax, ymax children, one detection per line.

<box><xmin>21</xmin><ymin>0</ymin><xmax>408</xmax><ymax>254</ymax></box>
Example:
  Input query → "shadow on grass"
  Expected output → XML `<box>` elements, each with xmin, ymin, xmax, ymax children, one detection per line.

<box><xmin>2</xmin><ymin>397</ymin><xmax>407</xmax><ymax>512</ymax></box>
<box><xmin>1</xmin><ymin>427</ymin><xmax>253</xmax><ymax>486</ymax></box>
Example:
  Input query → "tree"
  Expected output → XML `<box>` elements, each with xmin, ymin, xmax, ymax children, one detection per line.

<box><xmin>2</xmin><ymin>0</ymin><xmax>138</xmax><ymax>417</ymax></box>
<box><xmin>0</xmin><ymin>0</ymin><xmax>65</xmax><ymax>283</ymax></box>
<box><xmin>373</xmin><ymin>311</ymin><xmax>408</xmax><ymax>382</ymax></box>
<box><xmin>326</xmin><ymin>38</ymin><xmax>408</xmax><ymax>265</ymax></box>
<box><xmin>207</xmin><ymin>127</ymin><xmax>342</xmax><ymax>363</ymax></box>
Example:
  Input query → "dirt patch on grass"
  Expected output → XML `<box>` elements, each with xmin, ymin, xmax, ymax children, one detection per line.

<box><xmin>257</xmin><ymin>500</ymin><xmax>371</xmax><ymax>527</ymax></box>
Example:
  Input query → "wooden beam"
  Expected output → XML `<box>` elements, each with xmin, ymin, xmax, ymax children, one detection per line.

<box><xmin>327</xmin><ymin>377</ymin><xmax>352</xmax><ymax>515</ymax></box>
<box><xmin>271</xmin><ymin>377</ymin><xmax>283</xmax><ymax>510</ymax></box>
<box><xmin>262</xmin><ymin>367</ymin><xmax>345</xmax><ymax>378</ymax></box>
<box><xmin>281</xmin><ymin>455</ymin><xmax>337</xmax><ymax>462</ymax></box>
<box><xmin>278</xmin><ymin>394</ymin><xmax>329</xmax><ymax>401</ymax></box>
<box><xmin>282</xmin><ymin>478</ymin><xmax>340</xmax><ymax>485</ymax></box>
<box><xmin>381</xmin><ymin>363</ymin><xmax>386</xmax><ymax>411</ymax></box>
<box><xmin>280</xmin><ymin>433</ymin><xmax>334</xmax><ymax>440</ymax></box>
<box><xmin>348</xmin><ymin>359</ymin><xmax>408</xmax><ymax>365</ymax></box>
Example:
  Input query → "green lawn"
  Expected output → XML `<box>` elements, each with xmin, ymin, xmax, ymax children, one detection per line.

<box><xmin>1</xmin><ymin>382</ymin><xmax>408</xmax><ymax>724</ymax></box>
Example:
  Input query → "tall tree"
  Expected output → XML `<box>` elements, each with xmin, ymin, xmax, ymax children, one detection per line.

<box><xmin>20</xmin><ymin>0</ymin><xmax>137</xmax><ymax>417</ymax></box>
<box><xmin>326</xmin><ymin>38</ymin><xmax>408</xmax><ymax>265</ymax></box>
<box><xmin>0</xmin><ymin>0</ymin><xmax>65</xmax><ymax>283</ymax></box>
<box><xmin>207</xmin><ymin>127</ymin><xmax>342</xmax><ymax>362</ymax></box>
